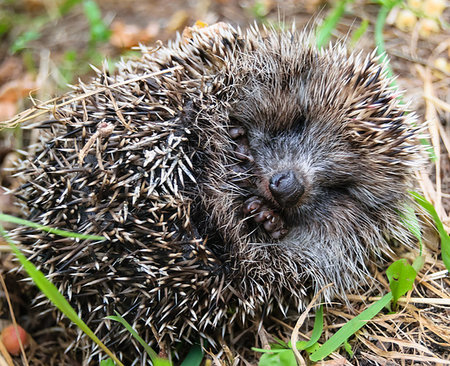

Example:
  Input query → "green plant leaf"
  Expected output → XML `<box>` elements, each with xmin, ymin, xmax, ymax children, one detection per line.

<box><xmin>82</xmin><ymin>0</ymin><xmax>110</xmax><ymax>43</ymax></box>
<box><xmin>100</xmin><ymin>359</ymin><xmax>116</xmax><ymax>366</ymax></box>
<box><xmin>255</xmin><ymin>304</ymin><xmax>323</xmax><ymax>362</ymax></box>
<box><xmin>254</xmin><ymin>304</ymin><xmax>323</xmax><ymax>359</ymax></box>
<box><xmin>0</xmin><ymin>226</ymin><xmax>123</xmax><ymax>366</ymax></box>
<box><xmin>10</xmin><ymin>30</ymin><xmax>41</xmax><ymax>53</ymax></box>
<box><xmin>58</xmin><ymin>49</ymin><xmax>78</xmax><ymax>83</ymax></box>
<box><xmin>310</xmin><ymin>293</ymin><xmax>393</xmax><ymax>361</ymax></box>
<box><xmin>411</xmin><ymin>191</ymin><xmax>450</xmax><ymax>271</ymax></box>
<box><xmin>180</xmin><ymin>345</ymin><xmax>203</xmax><ymax>366</ymax></box>
<box><xmin>0</xmin><ymin>12</ymin><xmax>13</xmax><ymax>36</ymax></box>
<box><xmin>386</xmin><ymin>258</ymin><xmax>418</xmax><ymax>309</ymax></box>
<box><xmin>288</xmin><ymin>304</ymin><xmax>323</xmax><ymax>353</ymax></box>
<box><xmin>259</xmin><ymin>349</ymin><xmax>297</xmax><ymax>366</ymax></box>
<box><xmin>273</xmin><ymin>337</ymin><xmax>288</xmax><ymax>348</ymax></box>
<box><xmin>305</xmin><ymin>342</ymin><xmax>320</xmax><ymax>353</ymax></box>
<box><xmin>343</xmin><ymin>340</ymin><xmax>354</xmax><ymax>357</ymax></box>
<box><xmin>412</xmin><ymin>255</ymin><xmax>425</xmax><ymax>273</ymax></box>
<box><xmin>249</xmin><ymin>0</ymin><xmax>270</xmax><ymax>20</ymax></box>
<box><xmin>253</xmin><ymin>348</ymin><xmax>287</xmax><ymax>354</ymax></box>
<box><xmin>107</xmin><ymin>313</ymin><xmax>171</xmax><ymax>366</ymax></box>
<box><xmin>386</xmin><ymin>259</ymin><xmax>417</xmax><ymax>308</ymax></box>
<box><xmin>0</xmin><ymin>213</ymin><xmax>105</xmax><ymax>241</ymax></box>
<box><xmin>59</xmin><ymin>0</ymin><xmax>83</xmax><ymax>15</ymax></box>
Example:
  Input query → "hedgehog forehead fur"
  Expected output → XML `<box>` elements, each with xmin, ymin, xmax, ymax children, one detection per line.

<box><xmin>12</xmin><ymin>23</ymin><xmax>423</xmax><ymax>361</ymax></box>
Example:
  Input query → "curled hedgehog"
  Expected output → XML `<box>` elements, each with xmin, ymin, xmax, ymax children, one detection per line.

<box><xmin>12</xmin><ymin>23</ymin><xmax>423</xmax><ymax>361</ymax></box>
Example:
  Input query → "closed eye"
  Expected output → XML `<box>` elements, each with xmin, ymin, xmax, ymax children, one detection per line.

<box><xmin>291</xmin><ymin>115</ymin><xmax>307</xmax><ymax>135</ymax></box>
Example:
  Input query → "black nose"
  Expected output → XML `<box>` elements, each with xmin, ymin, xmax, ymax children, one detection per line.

<box><xmin>269</xmin><ymin>170</ymin><xmax>305</xmax><ymax>208</ymax></box>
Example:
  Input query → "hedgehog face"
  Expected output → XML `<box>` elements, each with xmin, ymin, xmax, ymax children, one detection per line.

<box><xmin>229</xmin><ymin>99</ymin><xmax>367</xmax><ymax>243</ymax></box>
<box><xmin>227</xmin><ymin>59</ymin><xmax>364</xmax><ymax>234</ymax></box>
<box><xmin>245</xmin><ymin>117</ymin><xmax>360</xmax><ymax>213</ymax></box>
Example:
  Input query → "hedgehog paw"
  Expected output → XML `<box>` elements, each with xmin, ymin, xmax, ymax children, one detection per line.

<box><xmin>229</xmin><ymin>127</ymin><xmax>254</xmax><ymax>163</ymax></box>
<box><xmin>243</xmin><ymin>196</ymin><xmax>288</xmax><ymax>239</ymax></box>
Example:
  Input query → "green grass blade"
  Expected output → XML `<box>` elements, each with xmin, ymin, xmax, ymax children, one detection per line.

<box><xmin>59</xmin><ymin>0</ymin><xmax>83</xmax><ymax>15</ymax></box>
<box><xmin>310</xmin><ymin>293</ymin><xmax>393</xmax><ymax>361</ymax></box>
<box><xmin>374</xmin><ymin>5</ymin><xmax>393</xmax><ymax>78</ymax></box>
<box><xmin>400</xmin><ymin>204</ymin><xmax>423</xmax><ymax>255</ymax></box>
<box><xmin>316</xmin><ymin>0</ymin><xmax>352</xmax><ymax>48</ymax></box>
<box><xmin>343</xmin><ymin>340</ymin><xmax>354</xmax><ymax>357</ymax></box>
<box><xmin>350</xmin><ymin>19</ymin><xmax>369</xmax><ymax>48</ymax></box>
<box><xmin>304</xmin><ymin>304</ymin><xmax>323</xmax><ymax>349</ymax></box>
<box><xmin>10</xmin><ymin>30</ymin><xmax>41</xmax><ymax>54</ymax></box>
<box><xmin>0</xmin><ymin>213</ymin><xmax>105</xmax><ymax>241</ymax></box>
<box><xmin>180</xmin><ymin>345</ymin><xmax>203</xmax><ymax>366</ymax></box>
<box><xmin>292</xmin><ymin>304</ymin><xmax>324</xmax><ymax>351</ymax></box>
<box><xmin>410</xmin><ymin>191</ymin><xmax>450</xmax><ymax>271</ymax></box>
<box><xmin>107</xmin><ymin>313</ymin><xmax>171</xmax><ymax>366</ymax></box>
<box><xmin>252</xmin><ymin>347</ymin><xmax>288</xmax><ymax>354</ymax></box>
<box><xmin>412</xmin><ymin>255</ymin><xmax>425</xmax><ymax>273</ymax></box>
<box><xmin>82</xmin><ymin>0</ymin><xmax>111</xmax><ymax>43</ymax></box>
<box><xmin>0</xmin><ymin>226</ymin><xmax>123</xmax><ymax>366</ymax></box>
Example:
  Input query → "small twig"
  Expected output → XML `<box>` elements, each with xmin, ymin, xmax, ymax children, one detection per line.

<box><xmin>423</xmin><ymin>94</ymin><xmax>450</xmax><ymax>112</ymax></box>
<box><xmin>375</xmin><ymin>5</ymin><xmax>394</xmax><ymax>79</ymax></box>
<box><xmin>78</xmin><ymin>122</ymin><xmax>114</xmax><ymax>165</ymax></box>
<box><xmin>0</xmin><ymin>342</ymin><xmax>13</xmax><ymax>366</ymax></box>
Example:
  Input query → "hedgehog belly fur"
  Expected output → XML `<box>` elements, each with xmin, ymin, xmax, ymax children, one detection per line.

<box><xmin>13</xmin><ymin>23</ymin><xmax>423</xmax><ymax>360</ymax></box>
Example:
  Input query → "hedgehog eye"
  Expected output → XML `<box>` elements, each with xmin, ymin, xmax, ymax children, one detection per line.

<box><xmin>228</xmin><ymin>116</ymin><xmax>243</xmax><ymax>125</ymax></box>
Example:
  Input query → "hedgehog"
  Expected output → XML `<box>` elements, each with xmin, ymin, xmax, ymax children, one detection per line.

<box><xmin>11</xmin><ymin>22</ymin><xmax>423</xmax><ymax>363</ymax></box>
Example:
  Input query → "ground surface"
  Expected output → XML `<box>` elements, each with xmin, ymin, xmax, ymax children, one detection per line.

<box><xmin>0</xmin><ymin>0</ymin><xmax>448</xmax><ymax>365</ymax></box>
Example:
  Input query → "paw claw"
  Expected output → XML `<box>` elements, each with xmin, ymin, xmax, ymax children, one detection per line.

<box><xmin>234</xmin><ymin>139</ymin><xmax>254</xmax><ymax>162</ymax></box>
<box><xmin>242</xmin><ymin>196</ymin><xmax>288</xmax><ymax>239</ymax></box>
<box><xmin>271</xmin><ymin>230</ymin><xmax>283</xmax><ymax>240</ymax></box>
<box><xmin>274</xmin><ymin>228</ymin><xmax>288</xmax><ymax>239</ymax></box>
<box><xmin>229</xmin><ymin>127</ymin><xmax>246</xmax><ymax>139</ymax></box>
<box><xmin>264</xmin><ymin>219</ymin><xmax>277</xmax><ymax>231</ymax></box>
<box><xmin>229</xmin><ymin>127</ymin><xmax>254</xmax><ymax>162</ymax></box>
<box><xmin>243</xmin><ymin>197</ymin><xmax>262</xmax><ymax>214</ymax></box>
<box><xmin>254</xmin><ymin>209</ymin><xmax>271</xmax><ymax>223</ymax></box>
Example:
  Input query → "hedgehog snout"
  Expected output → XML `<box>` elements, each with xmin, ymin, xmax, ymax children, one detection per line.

<box><xmin>269</xmin><ymin>170</ymin><xmax>305</xmax><ymax>208</ymax></box>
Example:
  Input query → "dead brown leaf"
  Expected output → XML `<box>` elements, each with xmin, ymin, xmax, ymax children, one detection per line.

<box><xmin>0</xmin><ymin>58</ymin><xmax>24</xmax><ymax>87</ymax></box>
<box><xmin>316</xmin><ymin>358</ymin><xmax>348</xmax><ymax>365</ymax></box>
<box><xmin>0</xmin><ymin>74</ymin><xmax>37</xmax><ymax>121</ymax></box>
<box><xmin>110</xmin><ymin>20</ymin><xmax>160</xmax><ymax>49</ymax></box>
